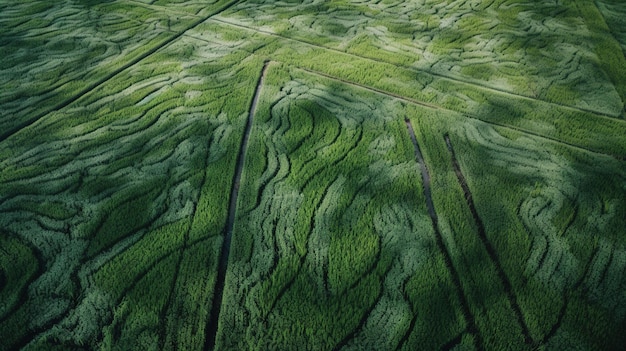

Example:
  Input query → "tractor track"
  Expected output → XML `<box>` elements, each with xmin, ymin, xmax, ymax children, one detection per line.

<box><xmin>204</xmin><ymin>60</ymin><xmax>270</xmax><ymax>351</ymax></box>
<box><xmin>404</xmin><ymin>119</ymin><xmax>483</xmax><ymax>350</ymax></box>
<box><xmin>444</xmin><ymin>134</ymin><xmax>534</xmax><ymax>346</ymax></box>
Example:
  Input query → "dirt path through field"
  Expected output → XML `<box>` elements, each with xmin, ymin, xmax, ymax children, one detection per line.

<box><xmin>444</xmin><ymin>134</ymin><xmax>534</xmax><ymax>346</ymax></box>
<box><xmin>204</xmin><ymin>60</ymin><xmax>270</xmax><ymax>350</ymax></box>
<box><xmin>404</xmin><ymin>119</ymin><xmax>481</xmax><ymax>350</ymax></box>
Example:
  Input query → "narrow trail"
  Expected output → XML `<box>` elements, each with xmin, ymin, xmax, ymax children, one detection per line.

<box><xmin>204</xmin><ymin>60</ymin><xmax>270</xmax><ymax>351</ymax></box>
<box><xmin>0</xmin><ymin>0</ymin><xmax>242</xmax><ymax>144</ymax></box>
<box><xmin>158</xmin><ymin>144</ymin><xmax>211</xmax><ymax>349</ymax></box>
<box><xmin>404</xmin><ymin>119</ymin><xmax>482</xmax><ymax>350</ymax></box>
<box><xmin>444</xmin><ymin>134</ymin><xmax>534</xmax><ymax>346</ymax></box>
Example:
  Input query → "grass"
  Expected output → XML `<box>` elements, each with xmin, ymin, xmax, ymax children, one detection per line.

<box><xmin>217</xmin><ymin>65</ymin><xmax>466</xmax><ymax>350</ymax></box>
<box><xmin>1</xmin><ymin>0</ymin><xmax>625</xmax><ymax>350</ymax></box>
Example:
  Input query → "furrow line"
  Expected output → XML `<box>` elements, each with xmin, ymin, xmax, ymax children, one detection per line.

<box><xmin>204</xmin><ymin>60</ymin><xmax>270</xmax><ymax>351</ymax></box>
<box><xmin>540</xmin><ymin>243</ymin><xmax>599</xmax><ymax>346</ymax></box>
<box><xmin>157</xmin><ymin>132</ymin><xmax>213</xmax><ymax>349</ymax></box>
<box><xmin>394</xmin><ymin>292</ymin><xmax>418</xmax><ymax>351</ymax></box>
<box><xmin>6</xmin><ymin>222</ymin><xmax>180</xmax><ymax>350</ymax></box>
<box><xmin>404</xmin><ymin>119</ymin><xmax>482</xmax><ymax>350</ymax></box>
<box><xmin>440</xmin><ymin>332</ymin><xmax>465</xmax><ymax>351</ymax></box>
<box><xmin>0</xmin><ymin>230</ymin><xmax>45</xmax><ymax>327</ymax></box>
<box><xmin>332</xmin><ymin>264</ymin><xmax>390</xmax><ymax>351</ymax></box>
<box><xmin>126</xmin><ymin>0</ymin><xmax>205</xmax><ymax>19</ymax></box>
<box><xmin>0</xmin><ymin>0</ymin><xmax>242</xmax><ymax>144</ymax></box>
<box><xmin>444</xmin><ymin>134</ymin><xmax>534</xmax><ymax>346</ymax></box>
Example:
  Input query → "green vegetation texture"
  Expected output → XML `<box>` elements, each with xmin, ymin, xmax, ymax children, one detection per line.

<box><xmin>1</xmin><ymin>0</ymin><xmax>625</xmax><ymax>350</ymax></box>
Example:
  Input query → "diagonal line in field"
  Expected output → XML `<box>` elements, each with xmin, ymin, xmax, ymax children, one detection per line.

<box><xmin>404</xmin><ymin>119</ymin><xmax>483</xmax><ymax>350</ymax></box>
<box><xmin>0</xmin><ymin>0</ymin><xmax>242</xmax><ymax>144</ymax></box>
<box><xmin>209</xmin><ymin>16</ymin><xmax>624</xmax><ymax>120</ymax></box>
<box><xmin>445</xmin><ymin>134</ymin><xmax>535</xmax><ymax>346</ymax></box>
<box><xmin>297</xmin><ymin>65</ymin><xmax>625</xmax><ymax>161</ymax></box>
<box><xmin>203</xmin><ymin>60</ymin><xmax>271</xmax><ymax>351</ymax></box>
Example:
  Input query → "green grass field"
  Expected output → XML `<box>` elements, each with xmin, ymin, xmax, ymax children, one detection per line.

<box><xmin>1</xmin><ymin>1</ymin><xmax>625</xmax><ymax>350</ymax></box>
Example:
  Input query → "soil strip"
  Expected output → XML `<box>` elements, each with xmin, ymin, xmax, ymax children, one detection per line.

<box><xmin>444</xmin><ymin>134</ymin><xmax>534</xmax><ymax>345</ymax></box>
<box><xmin>204</xmin><ymin>60</ymin><xmax>270</xmax><ymax>350</ymax></box>
<box><xmin>405</xmin><ymin>119</ymin><xmax>482</xmax><ymax>350</ymax></box>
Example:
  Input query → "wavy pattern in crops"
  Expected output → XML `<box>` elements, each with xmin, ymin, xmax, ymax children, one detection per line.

<box><xmin>449</xmin><ymin>120</ymin><xmax>626</xmax><ymax>347</ymax></box>
<box><xmin>0</xmin><ymin>34</ymin><xmax>260</xmax><ymax>349</ymax></box>
<box><xmin>596</xmin><ymin>0</ymin><xmax>626</xmax><ymax>55</ymax></box>
<box><xmin>219</xmin><ymin>0</ymin><xmax>623</xmax><ymax>115</ymax></box>
<box><xmin>217</xmin><ymin>69</ymin><xmax>465</xmax><ymax>350</ymax></box>
<box><xmin>0</xmin><ymin>0</ymin><xmax>203</xmax><ymax>135</ymax></box>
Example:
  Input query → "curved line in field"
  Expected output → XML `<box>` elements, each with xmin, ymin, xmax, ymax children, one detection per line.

<box><xmin>439</xmin><ymin>332</ymin><xmax>465</xmax><ymax>351</ymax></box>
<box><xmin>539</xmin><ymin>242</ymin><xmax>599</xmax><ymax>346</ymax></box>
<box><xmin>264</xmin><ymin>178</ymin><xmax>335</xmax><ymax>315</ymax></box>
<box><xmin>332</xmin><ymin>265</ymin><xmax>389</xmax><ymax>351</ymax></box>
<box><xmin>247</xmin><ymin>100</ymin><xmax>291</xmax><ymax>214</ymax></box>
<box><xmin>250</xmin><ymin>146</ymin><xmax>280</xmax><ymax>214</ymax></box>
<box><xmin>290</xmin><ymin>102</ymin><xmax>343</xmax><ymax>189</ymax></box>
<box><xmin>394</xmin><ymin>296</ymin><xmax>418</xmax><ymax>351</ymax></box>
<box><xmin>306</xmin><ymin>179</ymin><xmax>334</xmax><ymax>295</ymax></box>
<box><xmin>85</xmin><ymin>233</ymin><xmax>215</xmax><ymax>348</ymax></box>
<box><xmin>0</xmin><ymin>0</ymin><xmax>243</xmax><ymax>145</ymax></box>
<box><xmin>0</xmin><ymin>230</ymin><xmax>45</xmax><ymax>326</ymax></box>
<box><xmin>264</xmin><ymin>255</ymin><xmax>304</xmax><ymax>319</ymax></box>
<box><xmin>157</xmin><ymin>129</ymin><xmax>213</xmax><ymax>349</ymax></box>
<box><xmin>596</xmin><ymin>244</ymin><xmax>615</xmax><ymax>290</ymax></box>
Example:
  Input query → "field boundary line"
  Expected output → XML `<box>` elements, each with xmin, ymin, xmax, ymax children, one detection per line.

<box><xmin>208</xmin><ymin>16</ymin><xmax>624</xmax><ymax>119</ymax></box>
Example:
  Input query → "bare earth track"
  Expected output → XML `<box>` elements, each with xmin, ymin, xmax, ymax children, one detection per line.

<box><xmin>204</xmin><ymin>60</ymin><xmax>269</xmax><ymax>351</ymax></box>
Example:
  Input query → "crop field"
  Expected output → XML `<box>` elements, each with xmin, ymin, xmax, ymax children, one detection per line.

<box><xmin>1</xmin><ymin>0</ymin><xmax>625</xmax><ymax>350</ymax></box>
